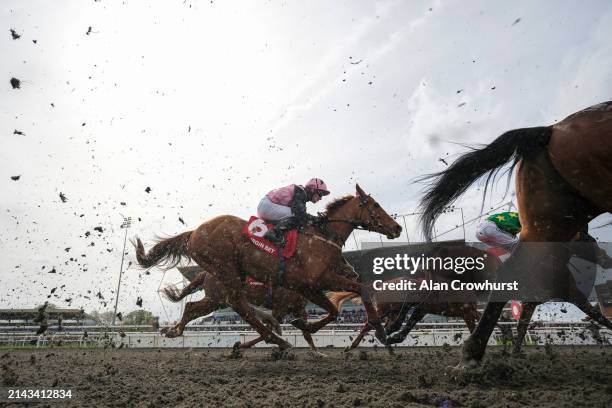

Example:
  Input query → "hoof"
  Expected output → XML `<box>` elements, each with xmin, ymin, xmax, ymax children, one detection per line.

<box><xmin>452</xmin><ymin>359</ymin><xmax>479</xmax><ymax>370</ymax></box>
<box><xmin>164</xmin><ymin>329</ymin><xmax>180</xmax><ymax>338</ymax></box>
<box><xmin>223</xmin><ymin>348</ymin><xmax>242</xmax><ymax>359</ymax></box>
<box><xmin>343</xmin><ymin>346</ymin><xmax>353</xmax><ymax>353</ymax></box>
<box><xmin>374</xmin><ymin>325</ymin><xmax>387</xmax><ymax>345</ymax></box>
<box><xmin>230</xmin><ymin>347</ymin><xmax>242</xmax><ymax>359</ymax></box>
<box><xmin>386</xmin><ymin>334</ymin><xmax>404</xmax><ymax>345</ymax></box>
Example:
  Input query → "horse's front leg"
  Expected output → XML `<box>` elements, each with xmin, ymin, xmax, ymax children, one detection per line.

<box><xmin>385</xmin><ymin>305</ymin><xmax>410</xmax><ymax>335</ymax></box>
<box><xmin>291</xmin><ymin>307</ymin><xmax>326</xmax><ymax>357</ymax></box>
<box><xmin>292</xmin><ymin>272</ymin><xmax>387</xmax><ymax>344</ymax></box>
<box><xmin>344</xmin><ymin>322</ymin><xmax>372</xmax><ymax>352</ymax></box>
<box><xmin>512</xmin><ymin>302</ymin><xmax>538</xmax><ymax>353</ymax></box>
<box><xmin>461</xmin><ymin>241</ymin><xmax>558</xmax><ymax>366</ymax></box>
<box><xmin>359</xmin><ymin>283</ymin><xmax>387</xmax><ymax>345</ymax></box>
<box><xmin>290</xmin><ymin>290</ymin><xmax>338</xmax><ymax>334</ymax></box>
<box><xmin>387</xmin><ymin>305</ymin><xmax>424</xmax><ymax>344</ymax></box>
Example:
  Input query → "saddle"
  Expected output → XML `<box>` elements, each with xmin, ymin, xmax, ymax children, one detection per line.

<box><xmin>243</xmin><ymin>216</ymin><xmax>298</xmax><ymax>258</ymax></box>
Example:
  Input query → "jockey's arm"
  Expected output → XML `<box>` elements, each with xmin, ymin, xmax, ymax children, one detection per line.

<box><xmin>290</xmin><ymin>186</ymin><xmax>309</xmax><ymax>219</ymax></box>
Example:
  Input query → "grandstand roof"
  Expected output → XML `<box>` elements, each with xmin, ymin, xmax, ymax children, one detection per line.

<box><xmin>0</xmin><ymin>308</ymin><xmax>87</xmax><ymax>321</ymax></box>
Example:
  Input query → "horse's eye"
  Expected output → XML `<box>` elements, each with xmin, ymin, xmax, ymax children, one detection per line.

<box><xmin>373</xmin><ymin>203</ymin><xmax>380</xmax><ymax>208</ymax></box>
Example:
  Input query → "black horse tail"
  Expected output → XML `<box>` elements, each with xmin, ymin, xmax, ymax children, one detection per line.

<box><xmin>419</xmin><ymin>126</ymin><xmax>552</xmax><ymax>241</ymax></box>
<box><xmin>132</xmin><ymin>231</ymin><xmax>193</xmax><ymax>270</ymax></box>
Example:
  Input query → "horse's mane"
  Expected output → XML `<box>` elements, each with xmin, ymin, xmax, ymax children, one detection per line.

<box><xmin>321</xmin><ymin>195</ymin><xmax>354</xmax><ymax>217</ymax></box>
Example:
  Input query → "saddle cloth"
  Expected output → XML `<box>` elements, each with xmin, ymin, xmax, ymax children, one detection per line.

<box><xmin>242</xmin><ymin>216</ymin><xmax>298</xmax><ymax>258</ymax></box>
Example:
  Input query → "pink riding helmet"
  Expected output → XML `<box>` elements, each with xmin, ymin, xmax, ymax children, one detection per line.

<box><xmin>305</xmin><ymin>178</ymin><xmax>330</xmax><ymax>196</ymax></box>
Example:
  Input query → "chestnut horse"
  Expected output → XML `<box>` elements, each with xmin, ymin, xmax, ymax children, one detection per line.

<box><xmin>419</xmin><ymin>101</ymin><xmax>612</xmax><ymax>366</ymax></box>
<box><xmin>135</xmin><ymin>184</ymin><xmax>402</xmax><ymax>349</ymax></box>
<box><xmin>159</xmin><ymin>271</ymin><xmax>331</xmax><ymax>356</ymax></box>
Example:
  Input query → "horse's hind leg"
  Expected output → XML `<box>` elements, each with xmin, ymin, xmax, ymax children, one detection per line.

<box><xmin>237</xmin><ymin>335</ymin><xmax>265</xmax><ymax>349</ymax></box>
<box><xmin>240</xmin><ymin>309</ymin><xmax>298</xmax><ymax>350</ymax></box>
<box><xmin>162</xmin><ymin>297</ymin><xmax>218</xmax><ymax>338</ymax></box>
<box><xmin>568</xmin><ymin>277</ymin><xmax>612</xmax><ymax>331</ymax></box>
<box><xmin>231</xmin><ymin>295</ymin><xmax>292</xmax><ymax>350</ymax></box>
<box><xmin>575</xmin><ymin>302</ymin><xmax>612</xmax><ymax>331</ymax></box>
<box><xmin>512</xmin><ymin>302</ymin><xmax>538</xmax><ymax>353</ymax></box>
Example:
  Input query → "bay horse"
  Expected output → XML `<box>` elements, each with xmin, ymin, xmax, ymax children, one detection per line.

<box><xmin>418</xmin><ymin>101</ymin><xmax>612</xmax><ymax>366</ymax></box>
<box><xmin>331</xmin><ymin>288</ymin><xmax>481</xmax><ymax>352</ymax></box>
<box><xmin>135</xmin><ymin>184</ymin><xmax>402</xmax><ymax>350</ymax></box>
<box><xmin>158</xmin><ymin>268</ymin><xmax>349</xmax><ymax>357</ymax></box>
<box><xmin>331</xmin><ymin>244</ymin><xmax>499</xmax><ymax>351</ymax></box>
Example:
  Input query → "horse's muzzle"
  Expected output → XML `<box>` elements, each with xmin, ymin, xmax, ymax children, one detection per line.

<box><xmin>386</xmin><ymin>225</ymin><xmax>402</xmax><ymax>239</ymax></box>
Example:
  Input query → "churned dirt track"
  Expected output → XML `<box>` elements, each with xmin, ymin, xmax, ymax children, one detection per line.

<box><xmin>1</xmin><ymin>346</ymin><xmax>611</xmax><ymax>407</ymax></box>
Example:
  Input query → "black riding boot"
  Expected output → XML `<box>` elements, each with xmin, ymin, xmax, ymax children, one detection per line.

<box><xmin>263</xmin><ymin>217</ymin><xmax>298</xmax><ymax>247</ymax></box>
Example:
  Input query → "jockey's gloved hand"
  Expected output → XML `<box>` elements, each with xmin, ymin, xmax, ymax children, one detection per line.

<box><xmin>304</xmin><ymin>214</ymin><xmax>318</xmax><ymax>224</ymax></box>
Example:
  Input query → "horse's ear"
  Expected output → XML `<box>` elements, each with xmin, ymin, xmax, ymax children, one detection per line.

<box><xmin>355</xmin><ymin>184</ymin><xmax>366</xmax><ymax>197</ymax></box>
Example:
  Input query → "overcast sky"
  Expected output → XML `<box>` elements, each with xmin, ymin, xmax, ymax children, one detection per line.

<box><xmin>1</xmin><ymin>0</ymin><xmax>611</xmax><ymax>323</ymax></box>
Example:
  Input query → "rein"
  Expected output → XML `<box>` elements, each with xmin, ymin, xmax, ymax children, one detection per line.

<box><xmin>302</xmin><ymin>232</ymin><xmax>343</xmax><ymax>250</ymax></box>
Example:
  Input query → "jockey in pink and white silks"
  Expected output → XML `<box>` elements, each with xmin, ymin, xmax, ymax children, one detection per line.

<box><xmin>257</xmin><ymin>178</ymin><xmax>330</xmax><ymax>246</ymax></box>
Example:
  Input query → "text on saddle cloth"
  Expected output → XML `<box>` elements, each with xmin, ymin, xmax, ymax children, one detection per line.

<box><xmin>245</xmin><ymin>276</ymin><xmax>266</xmax><ymax>288</ymax></box>
<box><xmin>242</xmin><ymin>216</ymin><xmax>298</xmax><ymax>258</ymax></box>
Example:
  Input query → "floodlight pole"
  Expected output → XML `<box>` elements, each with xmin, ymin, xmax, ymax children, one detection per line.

<box><xmin>112</xmin><ymin>215</ymin><xmax>131</xmax><ymax>326</ymax></box>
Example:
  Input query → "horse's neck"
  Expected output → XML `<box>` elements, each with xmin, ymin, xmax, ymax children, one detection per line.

<box><xmin>326</xmin><ymin>205</ymin><xmax>358</xmax><ymax>244</ymax></box>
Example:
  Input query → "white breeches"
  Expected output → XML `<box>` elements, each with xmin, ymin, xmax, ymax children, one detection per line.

<box><xmin>475</xmin><ymin>220</ymin><xmax>519</xmax><ymax>252</ymax></box>
<box><xmin>257</xmin><ymin>196</ymin><xmax>293</xmax><ymax>222</ymax></box>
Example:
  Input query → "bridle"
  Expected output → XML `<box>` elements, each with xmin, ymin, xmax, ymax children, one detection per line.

<box><xmin>315</xmin><ymin>195</ymin><xmax>394</xmax><ymax>246</ymax></box>
<box><xmin>327</xmin><ymin>195</ymin><xmax>388</xmax><ymax>230</ymax></box>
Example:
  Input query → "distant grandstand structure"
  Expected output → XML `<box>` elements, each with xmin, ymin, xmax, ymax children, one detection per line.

<box><xmin>0</xmin><ymin>307</ymin><xmax>93</xmax><ymax>326</ymax></box>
